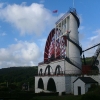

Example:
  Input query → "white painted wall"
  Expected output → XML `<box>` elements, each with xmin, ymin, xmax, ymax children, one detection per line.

<box><xmin>68</xmin><ymin>14</ymin><xmax>82</xmax><ymax>69</ymax></box>
<box><xmin>38</xmin><ymin>59</ymin><xmax>82</xmax><ymax>75</ymax></box>
<box><xmin>38</xmin><ymin>59</ymin><xmax>65</xmax><ymax>75</ymax></box>
<box><xmin>35</xmin><ymin>12</ymin><xmax>86</xmax><ymax>96</ymax></box>
<box><xmin>73</xmin><ymin>79</ymin><xmax>85</xmax><ymax>95</ymax></box>
<box><xmin>65</xmin><ymin>76</ymin><xmax>71</xmax><ymax>93</ymax></box>
<box><xmin>35</xmin><ymin>75</ymin><xmax>83</xmax><ymax>95</ymax></box>
<box><xmin>71</xmin><ymin>76</ymin><xmax>80</xmax><ymax>93</ymax></box>
<box><xmin>35</xmin><ymin>76</ymin><xmax>66</xmax><ymax>95</ymax></box>
<box><xmin>65</xmin><ymin>60</ymin><xmax>81</xmax><ymax>74</ymax></box>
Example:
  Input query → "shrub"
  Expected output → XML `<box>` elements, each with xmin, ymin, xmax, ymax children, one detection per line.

<box><xmin>82</xmin><ymin>85</ymin><xmax>100</xmax><ymax>100</ymax></box>
<box><xmin>82</xmin><ymin>92</ymin><xmax>100</xmax><ymax>100</ymax></box>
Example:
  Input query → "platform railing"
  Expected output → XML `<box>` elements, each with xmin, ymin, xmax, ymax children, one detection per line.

<box><xmin>38</xmin><ymin>70</ymin><xmax>82</xmax><ymax>76</ymax></box>
<box><xmin>37</xmin><ymin>69</ymin><xmax>99</xmax><ymax>76</ymax></box>
<box><xmin>38</xmin><ymin>57</ymin><xmax>65</xmax><ymax>65</ymax></box>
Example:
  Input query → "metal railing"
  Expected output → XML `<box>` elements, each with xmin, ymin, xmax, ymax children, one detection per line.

<box><xmin>82</xmin><ymin>70</ymin><xmax>99</xmax><ymax>75</ymax></box>
<box><xmin>37</xmin><ymin>70</ymin><xmax>99</xmax><ymax>76</ymax></box>
<box><xmin>38</xmin><ymin>70</ymin><xmax>82</xmax><ymax>76</ymax></box>
<box><xmin>38</xmin><ymin>57</ymin><xmax>65</xmax><ymax>65</ymax></box>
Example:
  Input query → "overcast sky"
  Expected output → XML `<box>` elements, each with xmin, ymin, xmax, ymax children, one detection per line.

<box><xmin>0</xmin><ymin>0</ymin><xmax>100</xmax><ymax>68</ymax></box>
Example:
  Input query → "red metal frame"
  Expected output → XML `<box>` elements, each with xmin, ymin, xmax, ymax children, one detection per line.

<box><xmin>44</xmin><ymin>28</ymin><xmax>67</xmax><ymax>62</ymax></box>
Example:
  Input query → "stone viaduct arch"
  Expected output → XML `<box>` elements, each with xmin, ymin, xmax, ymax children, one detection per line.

<box><xmin>45</xmin><ymin>65</ymin><xmax>53</xmax><ymax>75</ymax></box>
<box><xmin>38</xmin><ymin>78</ymin><xmax>44</xmax><ymax>89</ymax></box>
<box><xmin>47</xmin><ymin>78</ymin><xmax>56</xmax><ymax>92</ymax></box>
<box><xmin>55</xmin><ymin>65</ymin><xmax>62</xmax><ymax>75</ymax></box>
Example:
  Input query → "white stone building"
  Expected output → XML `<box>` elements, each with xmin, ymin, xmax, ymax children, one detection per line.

<box><xmin>35</xmin><ymin>8</ymin><xmax>100</xmax><ymax>95</ymax></box>
<box><xmin>73</xmin><ymin>77</ymin><xmax>98</xmax><ymax>95</ymax></box>
<box><xmin>35</xmin><ymin>8</ymin><xmax>82</xmax><ymax>95</ymax></box>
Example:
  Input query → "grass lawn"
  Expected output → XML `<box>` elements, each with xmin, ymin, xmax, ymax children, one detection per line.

<box><xmin>32</xmin><ymin>95</ymin><xmax>82</xmax><ymax>100</ymax></box>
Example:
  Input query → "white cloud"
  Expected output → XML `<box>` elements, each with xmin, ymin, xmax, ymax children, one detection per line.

<box><xmin>82</xmin><ymin>29</ymin><xmax>100</xmax><ymax>57</ymax></box>
<box><xmin>79</xmin><ymin>33</ymin><xmax>85</xmax><ymax>41</ymax></box>
<box><xmin>89</xmin><ymin>36</ymin><xmax>98</xmax><ymax>41</ymax></box>
<box><xmin>0</xmin><ymin>3</ymin><xmax>4</xmax><ymax>8</ymax></box>
<box><xmin>94</xmin><ymin>29</ymin><xmax>100</xmax><ymax>34</ymax></box>
<box><xmin>78</xmin><ymin>14</ymin><xmax>83</xmax><ymax>23</ymax></box>
<box><xmin>38</xmin><ymin>38</ymin><xmax>46</xmax><ymax>56</ymax></box>
<box><xmin>40</xmin><ymin>0</ymin><xmax>45</xmax><ymax>4</ymax></box>
<box><xmin>79</xmin><ymin>26</ymin><xmax>84</xmax><ymax>31</ymax></box>
<box><xmin>79</xmin><ymin>26</ymin><xmax>85</xmax><ymax>41</ymax></box>
<box><xmin>38</xmin><ymin>38</ymin><xmax>46</xmax><ymax>47</ymax></box>
<box><xmin>0</xmin><ymin>32</ymin><xmax>7</xmax><ymax>36</ymax></box>
<box><xmin>0</xmin><ymin>41</ymin><xmax>42</xmax><ymax>68</ymax></box>
<box><xmin>0</xmin><ymin>2</ymin><xmax>63</xmax><ymax>68</ymax></box>
<box><xmin>0</xmin><ymin>3</ymin><xmax>58</xmax><ymax>35</ymax></box>
<box><xmin>89</xmin><ymin>29</ymin><xmax>100</xmax><ymax>44</ymax></box>
<box><xmin>14</xmin><ymin>38</ymin><xmax>18</xmax><ymax>41</ymax></box>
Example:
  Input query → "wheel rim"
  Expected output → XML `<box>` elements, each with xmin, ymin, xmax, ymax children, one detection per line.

<box><xmin>44</xmin><ymin>28</ymin><xmax>67</xmax><ymax>62</ymax></box>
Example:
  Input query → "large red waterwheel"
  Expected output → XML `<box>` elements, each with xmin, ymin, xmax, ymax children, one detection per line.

<box><xmin>44</xmin><ymin>28</ymin><xmax>67</xmax><ymax>63</ymax></box>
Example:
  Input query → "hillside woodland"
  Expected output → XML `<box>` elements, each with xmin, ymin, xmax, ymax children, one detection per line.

<box><xmin>0</xmin><ymin>66</ymin><xmax>38</xmax><ymax>91</ymax></box>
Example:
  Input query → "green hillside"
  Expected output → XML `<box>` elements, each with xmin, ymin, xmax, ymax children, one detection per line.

<box><xmin>0</xmin><ymin>66</ymin><xmax>38</xmax><ymax>91</ymax></box>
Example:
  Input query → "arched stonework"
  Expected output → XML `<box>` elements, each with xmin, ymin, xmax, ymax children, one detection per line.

<box><xmin>55</xmin><ymin>65</ymin><xmax>62</xmax><ymax>75</ymax></box>
<box><xmin>45</xmin><ymin>65</ymin><xmax>53</xmax><ymax>75</ymax></box>
<box><xmin>38</xmin><ymin>78</ymin><xmax>44</xmax><ymax>89</ymax></box>
<box><xmin>47</xmin><ymin>78</ymin><xmax>56</xmax><ymax>92</ymax></box>
<box><xmin>39</xmin><ymin>68</ymin><xmax>42</xmax><ymax>75</ymax></box>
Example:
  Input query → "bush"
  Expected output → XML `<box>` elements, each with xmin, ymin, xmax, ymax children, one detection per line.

<box><xmin>82</xmin><ymin>92</ymin><xmax>100</xmax><ymax>100</ymax></box>
<box><xmin>82</xmin><ymin>85</ymin><xmax>100</xmax><ymax>100</ymax></box>
<box><xmin>0</xmin><ymin>87</ymin><xmax>9</xmax><ymax>91</ymax></box>
<box><xmin>88</xmin><ymin>84</ymin><xmax>98</xmax><ymax>92</ymax></box>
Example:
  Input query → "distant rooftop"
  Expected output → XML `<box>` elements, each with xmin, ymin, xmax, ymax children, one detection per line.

<box><xmin>73</xmin><ymin>77</ymin><xmax>98</xmax><ymax>83</ymax></box>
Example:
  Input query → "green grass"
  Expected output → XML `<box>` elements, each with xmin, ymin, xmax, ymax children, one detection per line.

<box><xmin>31</xmin><ymin>95</ymin><xmax>82</xmax><ymax>100</ymax></box>
<box><xmin>82</xmin><ymin>57</ymin><xmax>93</xmax><ymax>65</ymax></box>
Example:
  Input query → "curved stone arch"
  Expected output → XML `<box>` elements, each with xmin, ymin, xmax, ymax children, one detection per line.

<box><xmin>39</xmin><ymin>68</ymin><xmax>43</xmax><ymax>75</ymax></box>
<box><xmin>55</xmin><ymin>65</ymin><xmax>62</xmax><ymax>75</ymax></box>
<box><xmin>45</xmin><ymin>65</ymin><xmax>53</xmax><ymax>75</ymax></box>
<box><xmin>47</xmin><ymin>78</ymin><xmax>56</xmax><ymax>92</ymax></box>
<box><xmin>38</xmin><ymin>78</ymin><xmax>44</xmax><ymax>89</ymax></box>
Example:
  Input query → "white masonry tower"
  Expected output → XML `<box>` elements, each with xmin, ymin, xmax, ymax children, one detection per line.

<box><xmin>35</xmin><ymin>8</ymin><xmax>82</xmax><ymax>95</ymax></box>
